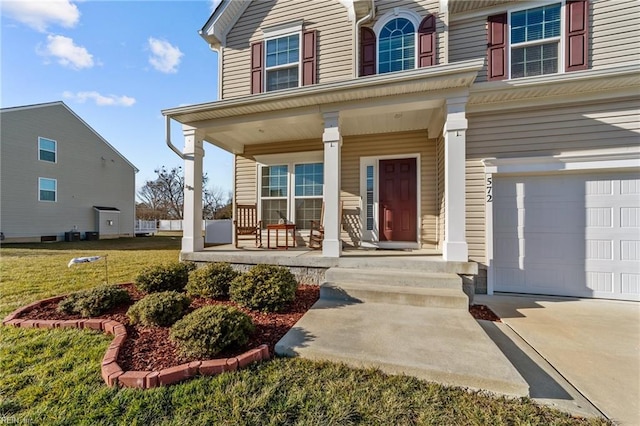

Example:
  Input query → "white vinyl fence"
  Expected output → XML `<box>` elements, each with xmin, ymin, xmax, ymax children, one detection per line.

<box><xmin>157</xmin><ymin>220</ymin><xmax>232</xmax><ymax>244</ymax></box>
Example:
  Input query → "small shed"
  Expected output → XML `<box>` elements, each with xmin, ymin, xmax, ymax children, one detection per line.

<box><xmin>94</xmin><ymin>206</ymin><xmax>121</xmax><ymax>239</ymax></box>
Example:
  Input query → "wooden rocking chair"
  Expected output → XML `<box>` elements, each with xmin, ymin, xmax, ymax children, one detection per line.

<box><xmin>233</xmin><ymin>204</ymin><xmax>262</xmax><ymax>248</ymax></box>
<box><xmin>308</xmin><ymin>201</ymin><xmax>342</xmax><ymax>249</ymax></box>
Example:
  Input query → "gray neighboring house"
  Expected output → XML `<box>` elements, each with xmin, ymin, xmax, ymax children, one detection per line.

<box><xmin>0</xmin><ymin>101</ymin><xmax>137</xmax><ymax>242</ymax></box>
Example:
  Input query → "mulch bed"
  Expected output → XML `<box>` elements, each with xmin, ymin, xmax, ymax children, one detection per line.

<box><xmin>16</xmin><ymin>285</ymin><xmax>500</xmax><ymax>371</ymax></box>
<box><xmin>469</xmin><ymin>304</ymin><xmax>501</xmax><ymax>322</ymax></box>
<box><xmin>18</xmin><ymin>283</ymin><xmax>320</xmax><ymax>371</ymax></box>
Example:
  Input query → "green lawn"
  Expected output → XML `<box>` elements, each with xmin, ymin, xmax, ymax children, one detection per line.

<box><xmin>0</xmin><ymin>237</ymin><xmax>611</xmax><ymax>425</ymax></box>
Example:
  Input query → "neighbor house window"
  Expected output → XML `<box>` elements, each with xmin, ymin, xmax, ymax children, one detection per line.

<box><xmin>39</xmin><ymin>178</ymin><xmax>57</xmax><ymax>202</ymax></box>
<box><xmin>510</xmin><ymin>3</ymin><xmax>561</xmax><ymax>78</ymax></box>
<box><xmin>378</xmin><ymin>18</ymin><xmax>416</xmax><ymax>74</ymax></box>
<box><xmin>38</xmin><ymin>137</ymin><xmax>57</xmax><ymax>163</ymax></box>
<box><xmin>258</xmin><ymin>156</ymin><xmax>323</xmax><ymax>229</ymax></box>
<box><xmin>265</xmin><ymin>34</ymin><xmax>300</xmax><ymax>92</ymax></box>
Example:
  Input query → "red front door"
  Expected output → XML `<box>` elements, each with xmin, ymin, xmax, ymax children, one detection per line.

<box><xmin>379</xmin><ymin>158</ymin><xmax>417</xmax><ymax>242</ymax></box>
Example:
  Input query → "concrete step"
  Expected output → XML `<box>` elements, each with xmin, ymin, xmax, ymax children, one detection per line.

<box><xmin>325</xmin><ymin>267</ymin><xmax>461</xmax><ymax>289</ymax></box>
<box><xmin>337</xmin><ymin>257</ymin><xmax>478</xmax><ymax>275</ymax></box>
<box><xmin>321</xmin><ymin>281</ymin><xmax>469</xmax><ymax>310</ymax></box>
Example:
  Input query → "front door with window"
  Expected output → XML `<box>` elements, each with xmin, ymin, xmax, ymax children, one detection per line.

<box><xmin>379</xmin><ymin>158</ymin><xmax>417</xmax><ymax>241</ymax></box>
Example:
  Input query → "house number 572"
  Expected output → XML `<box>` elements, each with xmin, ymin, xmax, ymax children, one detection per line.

<box><xmin>486</xmin><ymin>176</ymin><xmax>493</xmax><ymax>202</ymax></box>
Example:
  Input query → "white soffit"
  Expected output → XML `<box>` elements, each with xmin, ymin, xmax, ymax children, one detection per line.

<box><xmin>468</xmin><ymin>64</ymin><xmax>640</xmax><ymax>112</ymax></box>
<box><xmin>199</xmin><ymin>0</ymin><xmax>251</xmax><ymax>49</ymax></box>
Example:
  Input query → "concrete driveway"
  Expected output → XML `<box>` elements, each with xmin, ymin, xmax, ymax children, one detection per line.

<box><xmin>476</xmin><ymin>294</ymin><xmax>640</xmax><ymax>425</ymax></box>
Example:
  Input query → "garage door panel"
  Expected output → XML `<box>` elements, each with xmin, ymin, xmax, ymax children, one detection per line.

<box><xmin>492</xmin><ymin>172</ymin><xmax>640</xmax><ymax>301</ymax></box>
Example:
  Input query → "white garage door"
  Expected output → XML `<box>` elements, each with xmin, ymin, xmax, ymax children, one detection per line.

<box><xmin>492</xmin><ymin>172</ymin><xmax>640</xmax><ymax>301</ymax></box>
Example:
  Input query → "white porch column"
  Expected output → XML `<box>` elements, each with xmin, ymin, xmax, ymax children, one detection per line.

<box><xmin>322</xmin><ymin>111</ymin><xmax>342</xmax><ymax>258</ymax></box>
<box><xmin>442</xmin><ymin>96</ymin><xmax>469</xmax><ymax>261</ymax></box>
<box><xmin>181</xmin><ymin>127</ymin><xmax>205</xmax><ymax>253</ymax></box>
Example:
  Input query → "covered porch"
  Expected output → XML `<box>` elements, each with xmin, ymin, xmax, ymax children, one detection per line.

<box><xmin>162</xmin><ymin>59</ymin><xmax>483</xmax><ymax>264</ymax></box>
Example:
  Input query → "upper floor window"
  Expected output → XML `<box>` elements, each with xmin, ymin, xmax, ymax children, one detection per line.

<box><xmin>265</xmin><ymin>34</ymin><xmax>300</xmax><ymax>92</ymax></box>
<box><xmin>487</xmin><ymin>0</ymin><xmax>588</xmax><ymax>81</ymax></box>
<box><xmin>39</xmin><ymin>177</ymin><xmax>57</xmax><ymax>202</ymax></box>
<box><xmin>510</xmin><ymin>3</ymin><xmax>561</xmax><ymax>78</ymax></box>
<box><xmin>378</xmin><ymin>18</ymin><xmax>415</xmax><ymax>74</ymax></box>
<box><xmin>38</xmin><ymin>137</ymin><xmax>57</xmax><ymax>163</ymax></box>
<box><xmin>360</xmin><ymin>10</ymin><xmax>436</xmax><ymax>77</ymax></box>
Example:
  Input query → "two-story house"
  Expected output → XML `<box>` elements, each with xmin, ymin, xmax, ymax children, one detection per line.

<box><xmin>163</xmin><ymin>0</ymin><xmax>639</xmax><ymax>301</ymax></box>
<box><xmin>1</xmin><ymin>102</ymin><xmax>137</xmax><ymax>242</ymax></box>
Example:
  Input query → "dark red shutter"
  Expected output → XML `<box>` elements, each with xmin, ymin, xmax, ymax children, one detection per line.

<box><xmin>487</xmin><ymin>13</ymin><xmax>507</xmax><ymax>81</ymax></box>
<box><xmin>250</xmin><ymin>41</ymin><xmax>264</xmax><ymax>94</ymax></box>
<box><xmin>566</xmin><ymin>0</ymin><xmax>589</xmax><ymax>72</ymax></box>
<box><xmin>302</xmin><ymin>30</ymin><xmax>317</xmax><ymax>86</ymax></box>
<box><xmin>360</xmin><ymin>27</ymin><xmax>376</xmax><ymax>76</ymax></box>
<box><xmin>418</xmin><ymin>14</ymin><xmax>437</xmax><ymax>67</ymax></box>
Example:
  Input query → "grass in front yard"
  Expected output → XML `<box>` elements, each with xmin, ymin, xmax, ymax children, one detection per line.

<box><xmin>0</xmin><ymin>237</ymin><xmax>611</xmax><ymax>425</ymax></box>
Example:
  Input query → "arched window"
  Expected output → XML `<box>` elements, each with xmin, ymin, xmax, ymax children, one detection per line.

<box><xmin>378</xmin><ymin>18</ymin><xmax>415</xmax><ymax>74</ymax></box>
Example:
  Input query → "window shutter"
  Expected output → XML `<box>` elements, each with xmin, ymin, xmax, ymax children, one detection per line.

<box><xmin>566</xmin><ymin>0</ymin><xmax>589</xmax><ymax>72</ymax></box>
<box><xmin>302</xmin><ymin>30</ymin><xmax>317</xmax><ymax>86</ymax></box>
<box><xmin>250</xmin><ymin>41</ymin><xmax>264</xmax><ymax>94</ymax></box>
<box><xmin>360</xmin><ymin>27</ymin><xmax>376</xmax><ymax>76</ymax></box>
<box><xmin>487</xmin><ymin>13</ymin><xmax>507</xmax><ymax>81</ymax></box>
<box><xmin>418</xmin><ymin>14</ymin><xmax>437</xmax><ymax>67</ymax></box>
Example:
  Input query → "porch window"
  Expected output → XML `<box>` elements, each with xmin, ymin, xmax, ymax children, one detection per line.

<box><xmin>294</xmin><ymin>163</ymin><xmax>323</xmax><ymax>229</ymax></box>
<box><xmin>39</xmin><ymin>177</ymin><xmax>57</xmax><ymax>202</ymax></box>
<box><xmin>261</xmin><ymin>165</ymin><xmax>288</xmax><ymax>225</ymax></box>
<box><xmin>38</xmin><ymin>137</ymin><xmax>57</xmax><ymax>163</ymax></box>
<box><xmin>510</xmin><ymin>3</ymin><xmax>561</xmax><ymax>78</ymax></box>
<box><xmin>258</xmin><ymin>159</ymin><xmax>323</xmax><ymax>230</ymax></box>
<box><xmin>265</xmin><ymin>34</ymin><xmax>300</xmax><ymax>92</ymax></box>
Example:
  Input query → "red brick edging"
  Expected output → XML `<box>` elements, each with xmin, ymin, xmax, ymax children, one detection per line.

<box><xmin>1</xmin><ymin>289</ymin><xmax>270</xmax><ymax>389</ymax></box>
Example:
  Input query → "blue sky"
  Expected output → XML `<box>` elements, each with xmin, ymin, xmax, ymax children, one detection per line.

<box><xmin>1</xmin><ymin>0</ymin><xmax>233</xmax><ymax>194</ymax></box>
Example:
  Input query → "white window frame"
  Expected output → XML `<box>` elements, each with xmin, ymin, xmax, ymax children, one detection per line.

<box><xmin>507</xmin><ymin>1</ymin><xmax>565</xmax><ymax>80</ymax></box>
<box><xmin>38</xmin><ymin>137</ymin><xmax>57</xmax><ymax>163</ymax></box>
<box><xmin>38</xmin><ymin>177</ymin><xmax>57</xmax><ymax>202</ymax></box>
<box><xmin>255</xmin><ymin>151</ymin><xmax>323</xmax><ymax>230</ymax></box>
<box><xmin>373</xmin><ymin>9</ymin><xmax>422</xmax><ymax>75</ymax></box>
<box><xmin>263</xmin><ymin>21</ymin><xmax>303</xmax><ymax>92</ymax></box>
<box><xmin>359</xmin><ymin>153</ymin><xmax>422</xmax><ymax>249</ymax></box>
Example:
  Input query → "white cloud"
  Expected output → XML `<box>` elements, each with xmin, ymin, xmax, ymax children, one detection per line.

<box><xmin>148</xmin><ymin>37</ymin><xmax>183</xmax><ymax>74</ymax></box>
<box><xmin>2</xmin><ymin>0</ymin><xmax>79</xmax><ymax>32</ymax></box>
<box><xmin>63</xmin><ymin>91</ymin><xmax>136</xmax><ymax>107</ymax></box>
<box><xmin>39</xmin><ymin>34</ymin><xmax>94</xmax><ymax>69</ymax></box>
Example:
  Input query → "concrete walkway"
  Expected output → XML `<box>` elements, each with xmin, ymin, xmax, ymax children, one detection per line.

<box><xmin>476</xmin><ymin>294</ymin><xmax>640</xmax><ymax>425</ymax></box>
<box><xmin>276</xmin><ymin>298</ymin><xmax>529</xmax><ymax>397</ymax></box>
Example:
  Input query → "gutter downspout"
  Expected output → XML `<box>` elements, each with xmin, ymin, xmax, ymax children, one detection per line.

<box><xmin>352</xmin><ymin>0</ymin><xmax>376</xmax><ymax>78</ymax></box>
<box><xmin>165</xmin><ymin>116</ymin><xmax>188</xmax><ymax>160</ymax></box>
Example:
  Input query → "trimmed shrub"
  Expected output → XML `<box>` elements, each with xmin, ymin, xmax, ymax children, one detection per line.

<box><xmin>135</xmin><ymin>262</ymin><xmax>195</xmax><ymax>293</ymax></box>
<box><xmin>127</xmin><ymin>291</ymin><xmax>191</xmax><ymax>327</ymax></box>
<box><xmin>169</xmin><ymin>305</ymin><xmax>254</xmax><ymax>358</ymax></box>
<box><xmin>186</xmin><ymin>262</ymin><xmax>239</xmax><ymax>298</ymax></box>
<box><xmin>58</xmin><ymin>285</ymin><xmax>130</xmax><ymax>317</ymax></box>
<box><xmin>229</xmin><ymin>264</ymin><xmax>297</xmax><ymax>312</ymax></box>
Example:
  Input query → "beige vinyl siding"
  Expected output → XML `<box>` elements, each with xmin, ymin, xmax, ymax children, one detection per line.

<box><xmin>449</xmin><ymin>16</ymin><xmax>487</xmax><ymax>82</ymax></box>
<box><xmin>342</xmin><ymin>130</ymin><xmax>438</xmax><ymax>249</ymax></box>
<box><xmin>0</xmin><ymin>104</ymin><xmax>135</xmax><ymax>241</ymax></box>
<box><xmin>223</xmin><ymin>0</ymin><xmax>352</xmax><ymax>100</ymax></box>
<box><xmin>465</xmin><ymin>98</ymin><xmax>640</xmax><ymax>264</ymax></box>
<box><xmin>235</xmin><ymin>139</ymin><xmax>323</xmax><ymax>205</ymax></box>
<box><xmin>591</xmin><ymin>0</ymin><xmax>640</xmax><ymax>69</ymax></box>
<box><xmin>372</xmin><ymin>0</ymin><xmax>444</xmax><ymax>66</ymax></box>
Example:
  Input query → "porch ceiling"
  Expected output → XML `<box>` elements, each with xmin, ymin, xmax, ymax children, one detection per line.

<box><xmin>163</xmin><ymin>59</ymin><xmax>483</xmax><ymax>154</ymax></box>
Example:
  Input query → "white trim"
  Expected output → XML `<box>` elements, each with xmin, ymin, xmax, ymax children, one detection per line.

<box><xmin>483</xmin><ymin>147</ymin><xmax>640</xmax><ymax>295</ymax></box>
<box><xmin>359</xmin><ymin>153</ymin><xmax>422</xmax><ymax>248</ymax></box>
<box><xmin>262</xmin><ymin>20</ymin><xmax>304</xmax><ymax>39</ymax></box>
<box><xmin>254</xmin><ymin>151</ymin><xmax>323</xmax><ymax>166</ymax></box>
